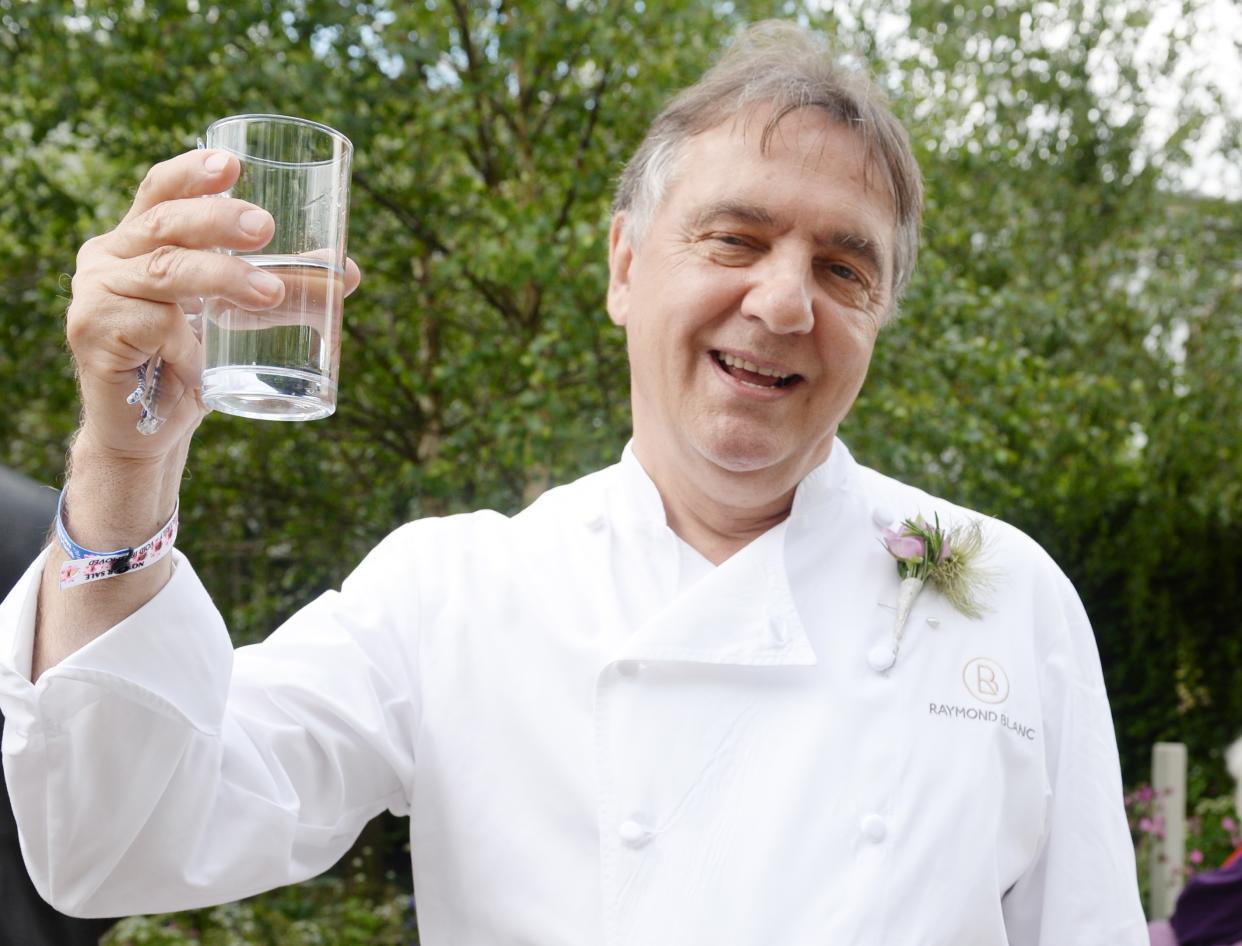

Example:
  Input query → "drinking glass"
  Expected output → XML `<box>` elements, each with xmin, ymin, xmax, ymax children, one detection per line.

<box><xmin>199</xmin><ymin>114</ymin><xmax>352</xmax><ymax>420</ymax></box>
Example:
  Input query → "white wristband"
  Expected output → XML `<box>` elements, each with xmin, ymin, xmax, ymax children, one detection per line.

<box><xmin>56</xmin><ymin>490</ymin><xmax>179</xmax><ymax>590</ymax></box>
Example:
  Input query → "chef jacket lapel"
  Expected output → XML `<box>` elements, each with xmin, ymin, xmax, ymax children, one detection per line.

<box><xmin>601</xmin><ymin>445</ymin><xmax>817</xmax><ymax>669</ymax></box>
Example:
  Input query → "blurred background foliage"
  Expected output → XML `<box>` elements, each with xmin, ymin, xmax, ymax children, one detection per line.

<box><xmin>2</xmin><ymin>0</ymin><xmax>1239</xmax><ymax>938</ymax></box>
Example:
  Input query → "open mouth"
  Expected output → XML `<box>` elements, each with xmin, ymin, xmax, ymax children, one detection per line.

<box><xmin>712</xmin><ymin>351</ymin><xmax>802</xmax><ymax>389</ymax></box>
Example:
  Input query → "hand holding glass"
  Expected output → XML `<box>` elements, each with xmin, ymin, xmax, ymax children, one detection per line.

<box><xmin>200</xmin><ymin>115</ymin><xmax>353</xmax><ymax>421</ymax></box>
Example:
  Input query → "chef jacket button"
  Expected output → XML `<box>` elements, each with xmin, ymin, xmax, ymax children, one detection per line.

<box><xmin>872</xmin><ymin>505</ymin><xmax>895</xmax><ymax>529</ymax></box>
<box><xmin>616</xmin><ymin>660</ymin><xmax>640</xmax><ymax>677</ymax></box>
<box><xmin>867</xmin><ymin>643</ymin><xmax>896</xmax><ymax>673</ymax></box>
<box><xmin>861</xmin><ymin>813</ymin><xmax>888</xmax><ymax>843</ymax></box>
<box><xmin>618</xmin><ymin>819</ymin><xmax>653</xmax><ymax>848</ymax></box>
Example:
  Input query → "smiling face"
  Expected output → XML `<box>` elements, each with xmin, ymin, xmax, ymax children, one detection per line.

<box><xmin>607</xmin><ymin>105</ymin><xmax>897</xmax><ymax>498</ymax></box>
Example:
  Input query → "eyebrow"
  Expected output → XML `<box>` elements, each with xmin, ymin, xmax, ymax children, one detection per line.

<box><xmin>689</xmin><ymin>198</ymin><xmax>887</xmax><ymax>278</ymax></box>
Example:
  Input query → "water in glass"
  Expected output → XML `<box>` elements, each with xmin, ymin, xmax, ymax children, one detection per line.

<box><xmin>202</xmin><ymin>254</ymin><xmax>344</xmax><ymax>420</ymax></box>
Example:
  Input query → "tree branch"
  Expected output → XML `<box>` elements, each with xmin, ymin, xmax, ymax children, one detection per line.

<box><xmin>449</xmin><ymin>0</ymin><xmax>499</xmax><ymax>187</ymax></box>
<box><xmin>352</xmin><ymin>170</ymin><xmax>523</xmax><ymax>324</ymax></box>
<box><xmin>552</xmin><ymin>60</ymin><xmax>611</xmax><ymax>235</ymax></box>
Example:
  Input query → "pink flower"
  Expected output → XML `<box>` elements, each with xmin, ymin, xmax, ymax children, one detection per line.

<box><xmin>1138</xmin><ymin>785</ymin><xmax>1155</xmax><ymax>803</ymax></box>
<box><xmin>1139</xmin><ymin>817</ymin><xmax>1155</xmax><ymax>833</ymax></box>
<box><xmin>1224</xmin><ymin>816</ymin><xmax>1236</xmax><ymax>832</ymax></box>
<box><xmin>883</xmin><ymin>527</ymin><xmax>926</xmax><ymax>562</ymax></box>
<box><xmin>1190</xmin><ymin>849</ymin><xmax>1204</xmax><ymax>865</ymax></box>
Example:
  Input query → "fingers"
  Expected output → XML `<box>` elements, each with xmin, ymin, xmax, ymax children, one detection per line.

<box><xmin>344</xmin><ymin>258</ymin><xmax>362</xmax><ymax>297</ymax></box>
<box><xmin>70</xmin><ymin>293</ymin><xmax>207</xmax><ymax>450</ymax></box>
<box><xmin>67</xmin><ymin>293</ymin><xmax>188</xmax><ymax>378</ymax></box>
<box><xmin>122</xmin><ymin>149</ymin><xmax>240</xmax><ymax>224</ymax></box>
<box><xmin>108</xmin><ymin>196</ymin><xmax>276</xmax><ymax>260</ymax></box>
<box><xmin>68</xmin><ymin>287</ymin><xmax>204</xmax><ymax>406</ymax></box>
<box><xmin>174</xmin><ymin>255</ymin><xmax>356</xmax><ymax>322</ymax></box>
<box><xmin>273</xmin><ymin>249</ymin><xmax>362</xmax><ymax>296</ymax></box>
<box><xmin>99</xmin><ymin>246</ymin><xmax>286</xmax><ymax>310</ymax></box>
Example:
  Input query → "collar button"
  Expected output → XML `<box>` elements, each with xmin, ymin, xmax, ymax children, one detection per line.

<box><xmin>867</xmin><ymin>643</ymin><xmax>896</xmax><ymax>673</ymax></box>
<box><xmin>861</xmin><ymin>813</ymin><xmax>888</xmax><ymax>843</ymax></box>
<box><xmin>618</xmin><ymin>819</ymin><xmax>653</xmax><ymax>848</ymax></box>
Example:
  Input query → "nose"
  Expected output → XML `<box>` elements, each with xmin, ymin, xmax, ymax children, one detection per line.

<box><xmin>740</xmin><ymin>253</ymin><xmax>815</xmax><ymax>335</ymax></box>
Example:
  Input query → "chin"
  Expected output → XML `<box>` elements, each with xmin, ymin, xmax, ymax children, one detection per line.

<box><xmin>689</xmin><ymin>414</ymin><xmax>838</xmax><ymax>479</ymax></box>
<box><xmin>691</xmin><ymin>427</ymin><xmax>791</xmax><ymax>475</ymax></box>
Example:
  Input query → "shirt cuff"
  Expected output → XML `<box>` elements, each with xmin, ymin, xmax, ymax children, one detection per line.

<box><xmin>0</xmin><ymin>548</ymin><xmax>234</xmax><ymax>739</ymax></box>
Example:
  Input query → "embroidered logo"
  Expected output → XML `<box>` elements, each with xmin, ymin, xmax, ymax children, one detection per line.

<box><xmin>962</xmin><ymin>656</ymin><xmax>1009</xmax><ymax>704</ymax></box>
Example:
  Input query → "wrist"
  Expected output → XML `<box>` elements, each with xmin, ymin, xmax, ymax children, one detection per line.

<box><xmin>56</xmin><ymin>490</ymin><xmax>179</xmax><ymax>589</ymax></box>
<box><xmin>72</xmin><ymin>423</ymin><xmax>190</xmax><ymax>473</ymax></box>
<box><xmin>63</xmin><ymin>430</ymin><xmax>186</xmax><ymax>551</ymax></box>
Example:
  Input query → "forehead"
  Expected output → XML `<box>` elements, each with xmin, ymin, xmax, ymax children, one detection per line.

<box><xmin>662</xmin><ymin>106</ymin><xmax>897</xmax><ymax>254</ymax></box>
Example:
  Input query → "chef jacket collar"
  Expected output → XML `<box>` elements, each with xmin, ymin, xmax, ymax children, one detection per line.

<box><xmin>612</xmin><ymin>438</ymin><xmax>853</xmax><ymax>528</ymax></box>
<box><xmin>602</xmin><ymin>441</ymin><xmax>856</xmax><ymax>669</ymax></box>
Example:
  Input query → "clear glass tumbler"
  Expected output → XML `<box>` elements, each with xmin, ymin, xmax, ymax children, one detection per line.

<box><xmin>200</xmin><ymin>115</ymin><xmax>353</xmax><ymax>421</ymax></box>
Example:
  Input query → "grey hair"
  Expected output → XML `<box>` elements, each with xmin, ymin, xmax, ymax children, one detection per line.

<box><xmin>613</xmin><ymin>20</ymin><xmax>924</xmax><ymax>308</ymax></box>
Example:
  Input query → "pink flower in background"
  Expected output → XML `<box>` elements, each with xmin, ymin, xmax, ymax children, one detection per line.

<box><xmin>1224</xmin><ymin>816</ymin><xmax>1237</xmax><ymax>832</ymax></box>
<box><xmin>1138</xmin><ymin>814</ymin><xmax>1167</xmax><ymax>839</ymax></box>
<box><xmin>1190</xmin><ymin>849</ymin><xmax>1204</xmax><ymax>865</ymax></box>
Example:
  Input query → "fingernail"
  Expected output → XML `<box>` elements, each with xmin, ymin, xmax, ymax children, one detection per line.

<box><xmin>239</xmin><ymin>209</ymin><xmax>272</xmax><ymax>235</ymax></box>
<box><xmin>204</xmin><ymin>151</ymin><xmax>229</xmax><ymax>173</ymax></box>
<box><xmin>248</xmin><ymin>270</ymin><xmax>282</xmax><ymax>295</ymax></box>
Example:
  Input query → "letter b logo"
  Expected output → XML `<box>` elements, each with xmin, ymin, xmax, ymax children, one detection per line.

<box><xmin>963</xmin><ymin>657</ymin><xmax>1009</xmax><ymax>704</ymax></box>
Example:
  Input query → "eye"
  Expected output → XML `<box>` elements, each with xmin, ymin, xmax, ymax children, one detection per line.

<box><xmin>825</xmin><ymin>262</ymin><xmax>859</xmax><ymax>282</ymax></box>
<box><xmin>701</xmin><ymin>233</ymin><xmax>760</xmax><ymax>266</ymax></box>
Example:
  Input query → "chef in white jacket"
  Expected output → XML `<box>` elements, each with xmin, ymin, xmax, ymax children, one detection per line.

<box><xmin>0</xmin><ymin>20</ymin><xmax>1146</xmax><ymax>946</ymax></box>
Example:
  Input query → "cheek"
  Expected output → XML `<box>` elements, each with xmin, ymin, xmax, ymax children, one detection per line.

<box><xmin>625</xmin><ymin>315</ymin><xmax>687</xmax><ymax>388</ymax></box>
<box><xmin>816</xmin><ymin>318</ymin><xmax>879</xmax><ymax>372</ymax></box>
<box><xmin>629</xmin><ymin>292</ymin><xmax>709</xmax><ymax>359</ymax></box>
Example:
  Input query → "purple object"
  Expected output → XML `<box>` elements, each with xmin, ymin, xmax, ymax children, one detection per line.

<box><xmin>1169</xmin><ymin>853</ymin><xmax>1242</xmax><ymax>946</ymax></box>
<box><xmin>1149</xmin><ymin>919</ymin><xmax>1179</xmax><ymax>946</ymax></box>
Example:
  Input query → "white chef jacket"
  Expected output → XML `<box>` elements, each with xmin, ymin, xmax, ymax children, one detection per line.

<box><xmin>0</xmin><ymin>441</ymin><xmax>1147</xmax><ymax>945</ymax></box>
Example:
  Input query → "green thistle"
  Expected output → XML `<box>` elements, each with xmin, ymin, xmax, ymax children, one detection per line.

<box><xmin>928</xmin><ymin>519</ymin><xmax>990</xmax><ymax>618</ymax></box>
<box><xmin>883</xmin><ymin>514</ymin><xmax>993</xmax><ymax>619</ymax></box>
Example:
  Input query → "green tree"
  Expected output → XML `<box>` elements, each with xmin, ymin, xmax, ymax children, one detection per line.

<box><xmin>1</xmin><ymin>0</ymin><xmax>789</xmax><ymax>639</ymax></box>
<box><xmin>833</xmin><ymin>0</ymin><xmax>1242</xmax><ymax>784</ymax></box>
<box><xmin>2</xmin><ymin>0</ymin><xmax>1239</xmax><ymax>935</ymax></box>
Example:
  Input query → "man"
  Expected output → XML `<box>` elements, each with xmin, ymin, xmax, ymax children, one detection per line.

<box><xmin>0</xmin><ymin>21</ymin><xmax>1146</xmax><ymax>944</ymax></box>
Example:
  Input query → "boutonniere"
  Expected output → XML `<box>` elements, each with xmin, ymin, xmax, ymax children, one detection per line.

<box><xmin>870</xmin><ymin>514</ymin><xmax>991</xmax><ymax>671</ymax></box>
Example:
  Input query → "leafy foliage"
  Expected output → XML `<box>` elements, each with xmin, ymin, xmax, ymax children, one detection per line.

<box><xmin>102</xmin><ymin>878</ymin><xmax>418</xmax><ymax>945</ymax></box>
<box><xmin>2</xmin><ymin>0</ymin><xmax>1240</xmax><ymax>932</ymax></box>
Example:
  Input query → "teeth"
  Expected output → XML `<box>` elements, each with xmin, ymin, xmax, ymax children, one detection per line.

<box><xmin>718</xmin><ymin>352</ymin><xmax>791</xmax><ymax>380</ymax></box>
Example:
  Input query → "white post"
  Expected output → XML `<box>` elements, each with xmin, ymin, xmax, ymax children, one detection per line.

<box><xmin>1150</xmin><ymin>741</ymin><xmax>1188</xmax><ymax>919</ymax></box>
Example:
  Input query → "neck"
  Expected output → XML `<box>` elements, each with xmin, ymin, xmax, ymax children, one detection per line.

<box><xmin>632</xmin><ymin>438</ymin><xmax>826</xmax><ymax>565</ymax></box>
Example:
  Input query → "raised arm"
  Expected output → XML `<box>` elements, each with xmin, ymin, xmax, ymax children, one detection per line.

<box><xmin>33</xmin><ymin>149</ymin><xmax>359</xmax><ymax>678</ymax></box>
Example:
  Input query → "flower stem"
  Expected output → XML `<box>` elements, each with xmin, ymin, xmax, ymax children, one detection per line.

<box><xmin>893</xmin><ymin>576</ymin><xmax>925</xmax><ymax>651</ymax></box>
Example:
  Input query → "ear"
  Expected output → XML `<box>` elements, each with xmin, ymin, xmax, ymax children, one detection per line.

<box><xmin>606</xmin><ymin>212</ymin><xmax>634</xmax><ymax>328</ymax></box>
